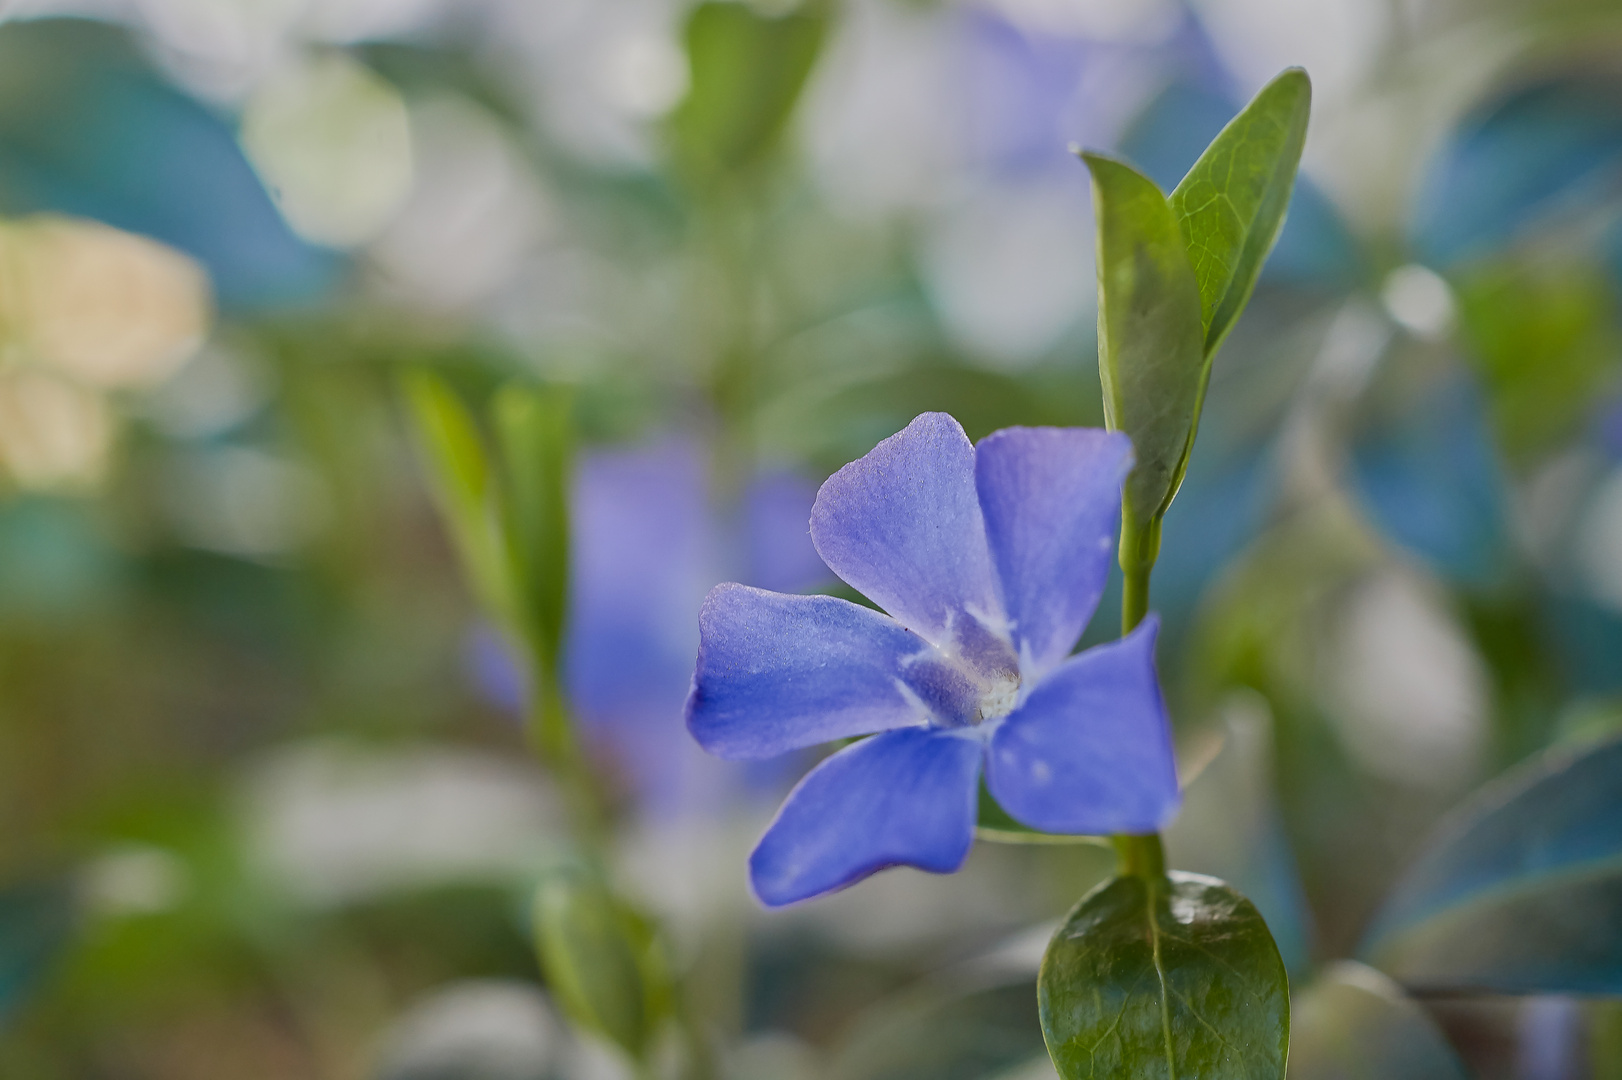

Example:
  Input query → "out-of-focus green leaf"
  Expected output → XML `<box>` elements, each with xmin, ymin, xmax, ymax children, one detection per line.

<box><xmin>669</xmin><ymin>0</ymin><xmax>827</xmax><ymax>184</ymax></box>
<box><xmin>0</xmin><ymin>879</ymin><xmax>74</xmax><ymax>1031</ymax></box>
<box><xmin>532</xmin><ymin>868</ymin><xmax>668</xmax><ymax>1064</ymax></box>
<box><xmin>1081</xmin><ymin>151</ymin><xmax>1205</xmax><ymax>544</ymax></box>
<box><xmin>830</xmin><ymin>978</ymin><xmax>1048</xmax><ymax>1080</ymax></box>
<box><xmin>1170</xmin><ymin>68</ymin><xmax>1310</xmax><ymax>358</ymax></box>
<box><xmin>492</xmin><ymin>384</ymin><xmax>573</xmax><ymax>680</ymax></box>
<box><xmin>1287</xmin><ymin>962</ymin><xmax>1466</xmax><ymax>1080</ymax></box>
<box><xmin>492</xmin><ymin>382</ymin><xmax>575</xmax><ymax>762</ymax></box>
<box><xmin>1039</xmin><ymin>871</ymin><xmax>1288</xmax><ymax>1080</ymax></box>
<box><xmin>1362</xmin><ymin>734</ymin><xmax>1622</xmax><ymax>993</ymax></box>
<box><xmin>1453</xmin><ymin>257</ymin><xmax>1619</xmax><ymax>463</ymax></box>
<box><xmin>400</xmin><ymin>371</ymin><xmax>512</xmax><ymax>626</ymax></box>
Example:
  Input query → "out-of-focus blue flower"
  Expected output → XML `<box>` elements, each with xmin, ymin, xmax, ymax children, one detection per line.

<box><xmin>1598</xmin><ymin>398</ymin><xmax>1622</xmax><ymax>462</ymax></box>
<box><xmin>468</xmin><ymin>439</ymin><xmax>827</xmax><ymax>813</ymax></box>
<box><xmin>0</xmin><ymin>19</ymin><xmax>337</xmax><ymax>309</ymax></box>
<box><xmin>685</xmin><ymin>413</ymin><xmax>1180</xmax><ymax>906</ymax></box>
<box><xmin>959</xmin><ymin>7</ymin><xmax>1228</xmax><ymax>179</ymax></box>
<box><xmin>1350</xmin><ymin>377</ymin><xmax>1510</xmax><ymax>587</ymax></box>
<box><xmin>1413</xmin><ymin>73</ymin><xmax>1622</xmax><ymax>268</ymax></box>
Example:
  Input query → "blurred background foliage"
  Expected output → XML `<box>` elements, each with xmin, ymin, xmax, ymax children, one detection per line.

<box><xmin>1</xmin><ymin>0</ymin><xmax>1622</xmax><ymax>1076</ymax></box>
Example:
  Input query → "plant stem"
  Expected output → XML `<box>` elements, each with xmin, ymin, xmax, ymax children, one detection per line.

<box><xmin>527</xmin><ymin>676</ymin><xmax>606</xmax><ymax>849</ymax></box>
<box><xmin>1121</xmin><ymin>560</ymin><xmax>1151</xmax><ymax>635</ymax></box>
<box><xmin>1118</xmin><ymin>515</ymin><xmax>1161</xmax><ymax>634</ymax></box>
<box><xmin>1112</xmin><ymin>832</ymin><xmax>1167</xmax><ymax>880</ymax></box>
<box><xmin>1114</xmin><ymin>514</ymin><xmax>1165</xmax><ymax>876</ymax></box>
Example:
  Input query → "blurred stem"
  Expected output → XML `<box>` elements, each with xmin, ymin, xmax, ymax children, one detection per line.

<box><xmin>698</xmin><ymin>181</ymin><xmax>765</xmax><ymax>501</ymax></box>
<box><xmin>1112</xmin><ymin>833</ymin><xmax>1167</xmax><ymax>881</ymax></box>
<box><xmin>527</xmin><ymin>675</ymin><xmax>606</xmax><ymax>845</ymax></box>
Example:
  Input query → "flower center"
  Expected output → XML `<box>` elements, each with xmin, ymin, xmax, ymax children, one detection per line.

<box><xmin>975</xmin><ymin>674</ymin><xmax>1021</xmax><ymax>725</ymax></box>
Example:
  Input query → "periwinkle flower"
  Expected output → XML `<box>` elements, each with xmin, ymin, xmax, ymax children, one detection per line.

<box><xmin>685</xmin><ymin>413</ymin><xmax>1181</xmax><ymax>906</ymax></box>
<box><xmin>469</xmin><ymin>438</ymin><xmax>827</xmax><ymax>813</ymax></box>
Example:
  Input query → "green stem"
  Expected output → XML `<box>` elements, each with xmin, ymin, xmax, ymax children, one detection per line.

<box><xmin>1112</xmin><ymin>832</ymin><xmax>1167</xmax><ymax>881</ymax></box>
<box><xmin>1118</xmin><ymin>515</ymin><xmax>1161</xmax><ymax>634</ymax></box>
<box><xmin>1121</xmin><ymin>560</ymin><xmax>1151</xmax><ymax>636</ymax></box>
<box><xmin>1113</xmin><ymin>514</ymin><xmax>1166</xmax><ymax>875</ymax></box>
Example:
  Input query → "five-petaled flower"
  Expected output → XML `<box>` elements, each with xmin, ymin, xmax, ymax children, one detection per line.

<box><xmin>684</xmin><ymin>412</ymin><xmax>1181</xmax><ymax>906</ymax></box>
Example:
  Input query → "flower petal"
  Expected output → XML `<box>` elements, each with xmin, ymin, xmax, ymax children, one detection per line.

<box><xmin>749</xmin><ymin>727</ymin><xmax>984</xmax><ymax>906</ymax></box>
<box><xmin>985</xmin><ymin>617</ymin><xmax>1179</xmax><ymax>835</ymax></box>
<box><xmin>975</xmin><ymin>426</ymin><xmax>1132</xmax><ymax>678</ymax></box>
<box><xmin>810</xmin><ymin>413</ymin><xmax>1004</xmax><ymax>655</ymax></box>
<box><xmin>686</xmin><ymin>584</ymin><xmax>946</xmax><ymax>760</ymax></box>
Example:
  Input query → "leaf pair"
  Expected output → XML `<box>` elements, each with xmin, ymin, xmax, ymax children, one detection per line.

<box><xmin>1036</xmin><ymin>68</ymin><xmax>1313</xmax><ymax>1080</ymax></box>
<box><xmin>401</xmin><ymin>372</ymin><xmax>574</xmax><ymax>758</ymax></box>
<box><xmin>1085</xmin><ymin>68</ymin><xmax>1310</xmax><ymax>557</ymax></box>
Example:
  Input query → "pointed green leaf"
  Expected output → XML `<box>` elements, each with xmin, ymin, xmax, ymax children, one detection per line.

<box><xmin>1361</xmin><ymin>733</ymin><xmax>1622</xmax><ymax>994</ymax></box>
<box><xmin>1082</xmin><ymin>151</ymin><xmax>1206</xmax><ymax>536</ymax></box>
<box><xmin>669</xmin><ymin>0</ymin><xmax>827</xmax><ymax>184</ymax></box>
<box><xmin>1039</xmin><ymin>871</ymin><xmax>1288</xmax><ymax>1080</ymax></box>
<box><xmin>1288</xmin><ymin>962</ymin><xmax>1466</xmax><ymax>1080</ymax></box>
<box><xmin>1171</xmin><ymin>68</ymin><xmax>1311</xmax><ymax>358</ymax></box>
<box><xmin>400</xmin><ymin>371</ymin><xmax>514</xmax><ymax>626</ymax></box>
<box><xmin>492</xmin><ymin>382</ymin><xmax>574</xmax><ymax>679</ymax></box>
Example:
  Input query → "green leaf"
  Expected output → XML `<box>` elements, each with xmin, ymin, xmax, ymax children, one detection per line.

<box><xmin>1453</xmin><ymin>256</ymin><xmax>1619</xmax><ymax>463</ymax></box>
<box><xmin>830</xmin><ymin>979</ymin><xmax>1048</xmax><ymax>1080</ymax></box>
<box><xmin>1039</xmin><ymin>871</ymin><xmax>1288</xmax><ymax>1080</ymax></box>
<box><xmin>491</xmin><ymin>383</ymin><xmax>574</xmax><ymax>681</ymax></box>
<box><xmin>1082</xmin><ymin>151</ymin><xmax>1206</xmax><ymax>539</ymax></box>
<box><xmin>669</xmin><ymin>0</ymin><xmax>827</xmax><ymax>184</ymax></box>
<box><xmin>1170</xmin><ymin>68</ymin><xmax>1311</xmax><ymax>358</ymax></box>
<box><xmin>399</xmin><ymin>371</ymin><xmax>513</xmax><ymax>626</ymax></box>
<box><xmin>533</xmin><ymin>867</ymin><xmax>670</xmax><ymax>1064</ymax></box>
<box><xmin>1287</xmin><ymin>962</ymin><xmax>1465</xmax><ymax>1080</ymax></box>
<box><xmin>1361</xmin><ymin>733</ymin><xmax>1622</xmax><ymax>994</ymax></box>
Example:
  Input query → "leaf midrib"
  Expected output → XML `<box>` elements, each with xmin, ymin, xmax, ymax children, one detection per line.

<box><xmin>1145</xmin><ymin>878</ymin><xmax>1178</xmax><ymax>1080</ymax></box>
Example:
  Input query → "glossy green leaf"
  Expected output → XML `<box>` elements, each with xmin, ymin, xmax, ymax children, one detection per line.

<box><xmin>1287</xmin><ymin>962</ymin><xmax>1466</xmax><ymax>1080</ymax></box>
<box><xmin>533</xmin><ymin>868</ymin><xmax>669</xmax><ymax>1063</ymax></box>
<box><xmin>1082</xmin><ymin>151</ymin><xmax>1206</xmax><ymax>540</ymax></box>
<box><xmin>400</xmin><ymin>371</ymin><xmax>513</xmax><ymax>626</ymax></box>
<box><xmin>1171</xmin><ymin>68</ymin><xmax>1311</xmax><ymax>358</ymax></box>
<box><xmin>669</xmin><ymin>0</ymin><xmax>827</xmax><ymax>184</ymax></box>
<box><xmin>492</xmin><ymin>383</ymin><xmax>574</xmax><ymax>680</ymax></box>
<box><xmin>1361</xmin><ymin>733</ymin><xmax>1622</xmax><ymax>993</ymax></box>
<box><xmin>831</xmin><ymin>979</ymin><xmax>1048</xmax><ymax>1080</ymax></box>
<box><xmin>1039</xmin><ymin>871</ymin><xmax>1288</xmax><ymax>1079</ymax></box>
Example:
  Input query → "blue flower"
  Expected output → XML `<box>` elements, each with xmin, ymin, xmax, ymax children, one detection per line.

<box><xmin>467</xmin><ymin>437</ymin><xmax>828</xmax><ymax>813</ymax></box>
<box><xmin>685</xmin><ymin>413</ymin><xmax>1181</xmax><ymax>906</ymax></box>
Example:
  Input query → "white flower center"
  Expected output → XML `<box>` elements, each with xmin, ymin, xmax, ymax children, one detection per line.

<box><xmin>976</xmin><ymin>675</ymin><xmax>1021</xmax><ymax>724</ymax></box>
